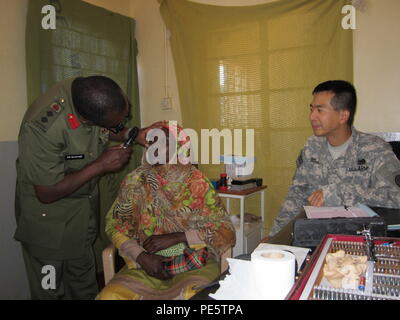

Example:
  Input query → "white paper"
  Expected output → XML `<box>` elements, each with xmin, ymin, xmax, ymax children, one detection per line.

<box><xmin>303</xmin><ymin>206</ymin><xmax>370</xmax><ymax>219</ymax></box>
<box><xmin>251</xmin><ymin>249</ymin><xmax>295</xmax><ymax>299</ymax></box>
<box><xmin>209</xmin><ymin>258</ymin><xmax>258</xmax><ymax>300</ymax></box>
<box><xmin>210</xmin><ymin>245</ymin><xmax>310</xmax><ymax>300</ymax></box>
<box><xmin>253</xmin><ymin>243</ymin><xmax>310</xmax><ymax>272</ymax></box>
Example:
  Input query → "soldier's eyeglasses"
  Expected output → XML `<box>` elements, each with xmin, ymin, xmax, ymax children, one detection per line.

<box><xmin>107</xmin><ymin>103</ymin><xmax>132</xmax><ymax>134</ymax></box>
<box><xmin>108</xmin><ymin>113</ymin><xmax>132</xmax><ymax>134</ymax></box>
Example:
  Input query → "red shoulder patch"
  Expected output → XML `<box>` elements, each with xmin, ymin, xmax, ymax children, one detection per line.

<box><xmin>68</xmin><ymin>113</ymin><xmax>80</xmax><ymax>129</ymax></box>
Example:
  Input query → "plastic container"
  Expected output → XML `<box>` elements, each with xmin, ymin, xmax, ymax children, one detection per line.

<box><xmin>219</xmin><ymin>173</ymin><xmax>228</xmax><ymax>191</ymax></box>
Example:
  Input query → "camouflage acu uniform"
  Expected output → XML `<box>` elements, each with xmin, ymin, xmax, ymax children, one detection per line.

<box><xmin>269</xmin><ymin>128</ymin><xmax>400</xmax><ymax>236</ymax></box>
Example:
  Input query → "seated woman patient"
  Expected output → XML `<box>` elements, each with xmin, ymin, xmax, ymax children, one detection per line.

<box><xmin>97</xmin><ymin>124</ymin><xmax>236</xmax><ymax>300</ymax></box>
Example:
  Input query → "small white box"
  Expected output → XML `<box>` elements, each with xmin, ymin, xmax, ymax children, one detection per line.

<box><xmin>220</xmin><ymin>155</ymin><xmax>255</xmax><ymax>179</ymax></box>
<box><xmin>232</xmin><ymin>220</ymin><xmax>263</xmax><ymax>257</ymax></box>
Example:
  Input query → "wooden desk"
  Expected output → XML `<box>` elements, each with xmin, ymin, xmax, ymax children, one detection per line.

<box><xmin>218</xmin><ymin>185</ymin><xmax>267</xmax><ymax>256</ymax></box>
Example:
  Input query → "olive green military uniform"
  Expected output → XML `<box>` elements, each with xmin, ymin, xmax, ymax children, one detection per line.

<box><xmin>14</xmin><ymin>78</ymin><xmax>109</xmax><ymax>299</ymax></box>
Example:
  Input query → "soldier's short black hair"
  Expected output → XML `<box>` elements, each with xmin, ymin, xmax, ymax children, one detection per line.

<box><xmin>312</xmin><ymin>80</ymin><xmax>357</xmax><ymax>127</ymax></box>
<box><xmin>71</xmin><ymin>76</ymin><xmax>126</xmax><ymax>126</ymax></box>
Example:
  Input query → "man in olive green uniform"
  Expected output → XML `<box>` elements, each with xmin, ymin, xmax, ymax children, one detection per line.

<box><xmin>15</xmin><ymin>76</ymin><xmax>161</xmax><ymax>300</ymax></box>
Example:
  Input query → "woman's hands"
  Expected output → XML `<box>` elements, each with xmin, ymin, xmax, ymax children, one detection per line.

<box><xmin>143</xmin><ymin>232</ymin><xmax>187</xmax><ymax>253</ymax></box>
<box><xmin>136</xmin><ymin>232</ymin><xmax>187</xmax><ymax>280</ymax></box>
<box><xmin>136</xmin><ymin>252</ymin><xmax>172</xmax><ymax>280</ymax></box>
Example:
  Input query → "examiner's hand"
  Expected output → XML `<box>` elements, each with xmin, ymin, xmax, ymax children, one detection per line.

<box><xmin>136</xmin><ymin>252</ymin><xmax>172</xmax><ymax>280</ymax></box>
<box><xmin>95</xmin><ymin>145</ymin><xmax>132</xmax><ymax>174</ymax></box>
<box><xmin>307</xmin><ymin>189</ymin><xmax>324</xmax><ymax>207</ymax></box>
<box><xmin>143</xmin><ymin>232</ymin><xmax>187</xmax><ymax>254</ymax></box>
<box><xmin>136</xmin><ymin>120</ymin><xmax>168</xmax><ymax>147</ymax></box>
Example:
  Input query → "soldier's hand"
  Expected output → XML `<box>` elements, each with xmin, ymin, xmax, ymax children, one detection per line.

<box><xmin>136</xmin><ymin>121</ymin><xmax>168</xmax><ymax>147</ymax></box>
<box><xmin>307</xmin><ymin>189</ymin><xmax>324</xmax><ymax>207</ymax></box>
<box><xmin>95</xmin><ymin>145</ymin><xmax>132</xmax><ymax>174</ymax></box>
<box><xmin>136</xmin><ymin>252</ymin><xmax>172</xmax><ymax>280</ymax></box>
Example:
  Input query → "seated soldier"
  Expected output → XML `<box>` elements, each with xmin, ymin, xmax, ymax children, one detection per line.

<box><xmin>97</xmin><ymin>124</ymin><xmax>236</xmax><ymax>300</ymax></box>
<box><xmin>270</xmin><ymin>80</ymin><xmax>400</xmax><ymax>237</ymax></box>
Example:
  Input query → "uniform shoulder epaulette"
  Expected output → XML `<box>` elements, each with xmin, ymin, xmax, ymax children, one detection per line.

<box><xmin>32</xmin><ymin>98</ymin><xmax>65</xmax><ymax>132</ymax></box>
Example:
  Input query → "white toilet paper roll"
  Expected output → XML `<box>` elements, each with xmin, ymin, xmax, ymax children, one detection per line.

<box><xmin>250</xmin><ymin>249</ymin><xmax>295</xmax><ymax>300</ymax></box>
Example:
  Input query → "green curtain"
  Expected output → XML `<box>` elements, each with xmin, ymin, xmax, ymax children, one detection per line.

<box><xmin>25</xmin><ymin>0</ymin><xmax>142</xmax><ymax>271</ymax></box>
<box><xmin>160</xmin><ymin>0</ymin><xmax>353</xmax><ymax>234</ymax></box>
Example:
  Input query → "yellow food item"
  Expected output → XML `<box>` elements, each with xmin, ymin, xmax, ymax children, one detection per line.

<box><xmin>323</xmin><ymin>250</ymin><xmax>367</xmax><ymax>289</ymax></box>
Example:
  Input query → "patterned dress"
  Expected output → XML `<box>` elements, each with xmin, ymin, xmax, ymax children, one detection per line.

<box><xmin>97</xmin><ymin>162</ymin><xmax>236</xmax><ymax>300</ymax></box>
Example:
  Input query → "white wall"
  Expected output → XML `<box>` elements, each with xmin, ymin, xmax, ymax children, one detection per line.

<box><xmin>0</xmin><ymin>142</ymin><xmax>29</xmax><ymax>299</ymax></box>
<box><xmin>353</xmin><ymin>0</ymin><xmax>400</xmax><ymax>132</ymax></box>
<box><xmin>0</xmin><ymin>0</ymin><xmax>28</xmax><ymax>142</ymax></box>
<box><xmin>131</xmin><ymin>0</ymin><xmax>182</xmax><ymax>127</ymax></box>
<box><xmin>0</xmin><ymin>0</ymin><xmax>30</xmax><ymax>300</ymax></box>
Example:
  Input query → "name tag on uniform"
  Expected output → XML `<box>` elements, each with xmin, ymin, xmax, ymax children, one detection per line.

<box><xmin>348</xmin><ymin>159</ymin><xmax>369</xmax><ymax>172</ymax></box>
<box><xmin>65</xmin><ymin>154</ymin><xmax>85</xmax><ymax>160</ymax></box>
<box><xmin>348</xmin><ymin>166</ymin><xmax>369</xmax><ymax>172</ymax></box>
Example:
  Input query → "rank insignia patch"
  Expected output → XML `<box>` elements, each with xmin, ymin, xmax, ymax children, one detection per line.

<box><xmin>32</xmin><ymin>101</ymin><xmax>63</xmax><ymax>132</ymax></box>
<box><xmin>68</xmin><ymin>113</ymin><xmax>80</xmax><ymax>130</ymax></box>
